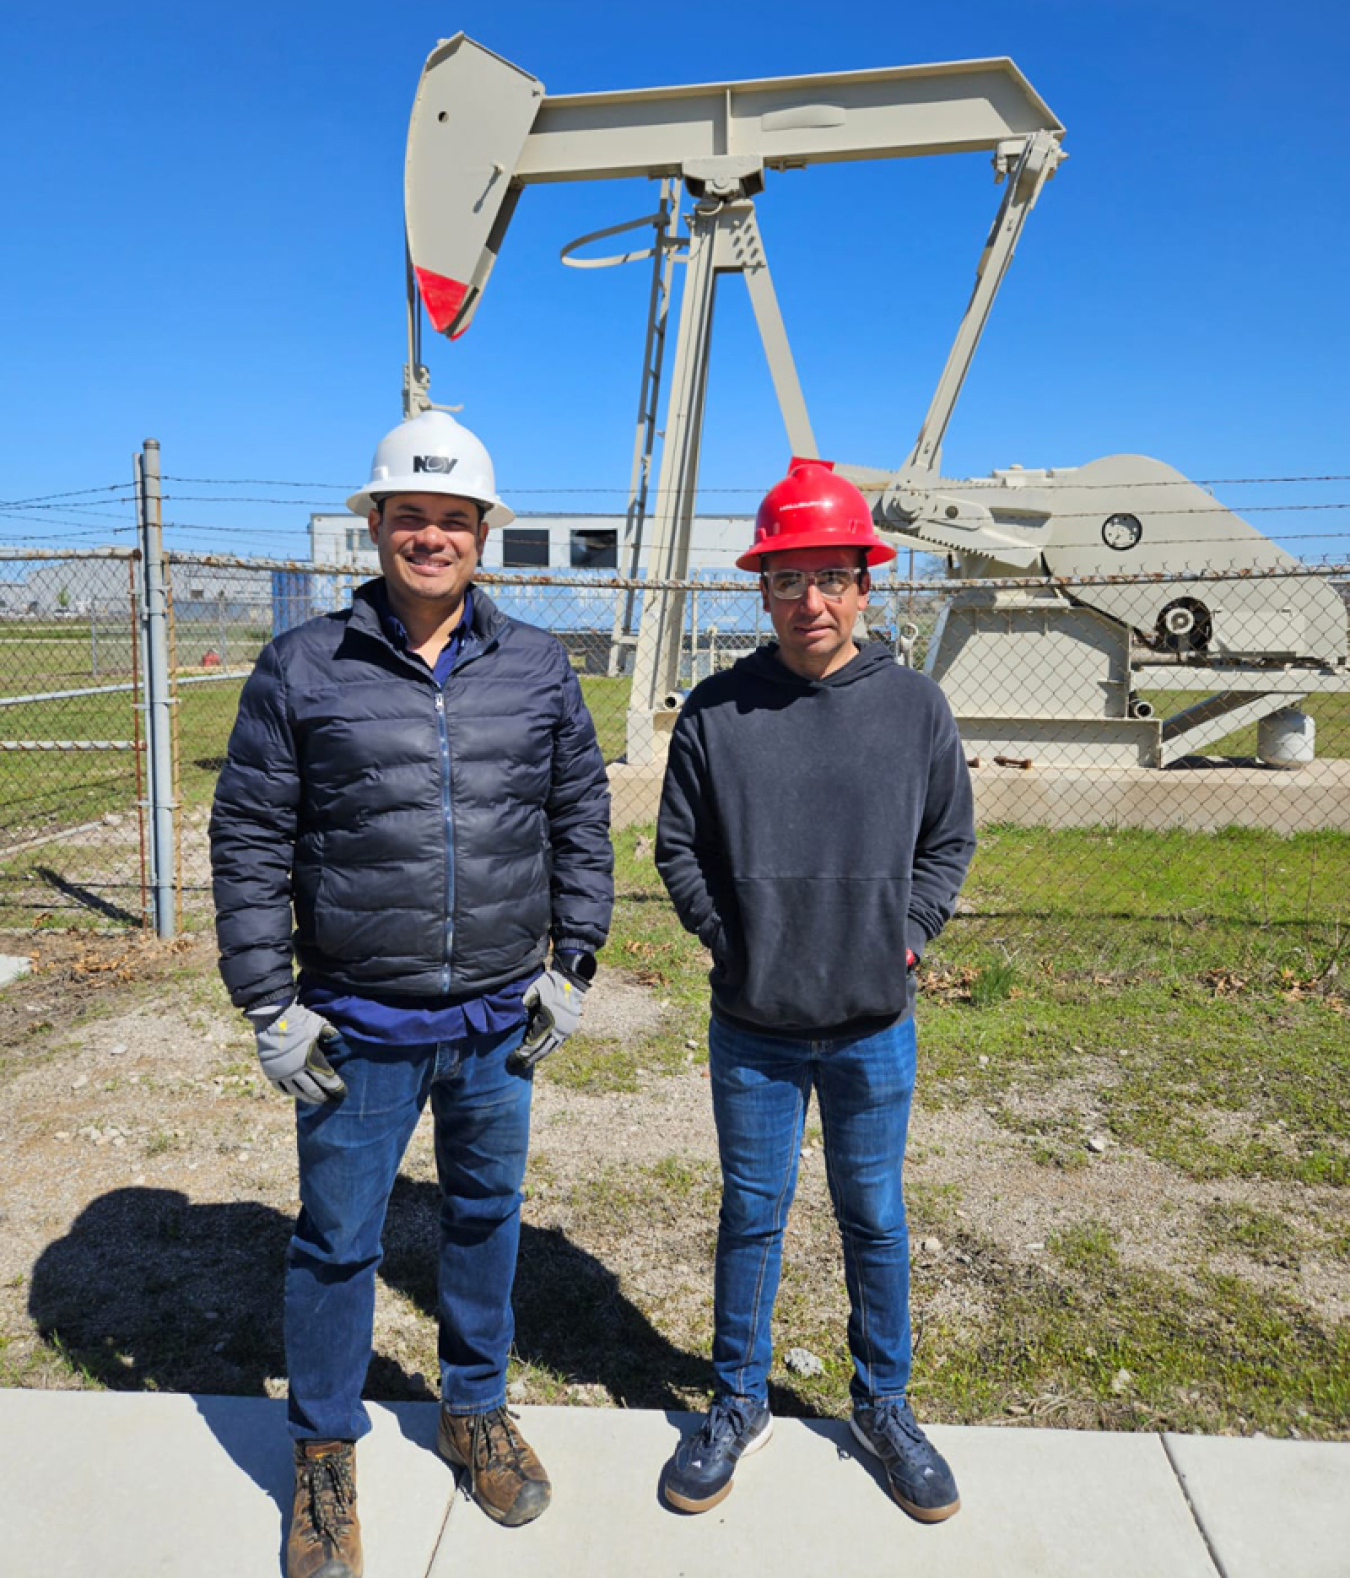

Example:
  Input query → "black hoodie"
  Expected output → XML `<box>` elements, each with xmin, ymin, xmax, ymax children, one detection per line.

<box><xmin>656</xmin><ymin>641</ymin><xmax>975</xmax><ymax>1036</ymax></box>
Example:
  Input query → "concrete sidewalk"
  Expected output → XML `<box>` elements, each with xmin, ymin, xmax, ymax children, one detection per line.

<box><xmin>1</xmin><ymin>1389</ymin><xmax>1346</xmax><ymax>1578</ymax></box>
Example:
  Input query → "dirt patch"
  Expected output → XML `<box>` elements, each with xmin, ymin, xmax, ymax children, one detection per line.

<box><xmin>912</xmin><ymin>1107</ymin><xmax>1349</xmax><ymax>1327</ymax></box>
<box><xmin>0</xmin><ymin>928</ymin><xmax>204</xmax><ymax>1057</ymax></box>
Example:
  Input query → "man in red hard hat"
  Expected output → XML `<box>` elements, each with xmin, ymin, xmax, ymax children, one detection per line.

<box><xmin>656</xmin><ymin>457</ymin><xmax>975</xmax><ymax>1522</ymax></box>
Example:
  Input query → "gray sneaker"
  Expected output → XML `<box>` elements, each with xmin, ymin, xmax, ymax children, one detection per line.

<box><xmin>851</xmin><ymin>1399</ymin><xmax>960</xmax><ymax>1522</ymax></box>
<box><xmin>662</xmin><ymin>1395</ymin><xmax>773</xmax><ymax>1512</ymax></box>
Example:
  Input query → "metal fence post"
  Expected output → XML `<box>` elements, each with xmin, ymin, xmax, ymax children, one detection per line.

<box><xmin>136</xmin><ymin>438</ymin><xmax>176</xmax><ymax>937</ymax></box>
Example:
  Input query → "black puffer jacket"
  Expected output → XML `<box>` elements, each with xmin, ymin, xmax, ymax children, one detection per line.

<box><xmin>210</xmin><ymin>583</ymin><xmax>613</xmax><ymax>1010</ymax></box>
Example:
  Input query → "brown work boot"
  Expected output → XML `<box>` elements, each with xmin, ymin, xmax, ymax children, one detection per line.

<box><xmin>437</xmin><ymin>1404</ymin><xmax>551</xmax><ymax>1527</ymax></box>
<box><xmin>287</xmin><ymin>1439</ymin><xmax>362</xmax><ymax>1578</ymax></box>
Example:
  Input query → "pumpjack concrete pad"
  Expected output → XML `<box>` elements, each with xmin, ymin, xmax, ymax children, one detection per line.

<box><xmin>429</xmin><ymin>1409</ymin><xmax>1219</xmax><ymax>1578</ymax></box>
<box><xmin>0</xmin><ymin>1389</ymin><xmax>455</xmax><ymax>1578</ymax></box>
<box><xmin>1164</xmin><ymin>1432</ymin><xmax>1350</xmax><ymax>1578</ymax></box>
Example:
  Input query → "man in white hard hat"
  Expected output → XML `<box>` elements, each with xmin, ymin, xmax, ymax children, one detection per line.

<box><xmin>211</xmin><ymin>411</ymin><xmax>613</xmax><ymax>1578</ymax></box>
<box><xmin>655</xmin><ymin>458</ymin><xmax>975</xmax><ymax>1523</ymax></box>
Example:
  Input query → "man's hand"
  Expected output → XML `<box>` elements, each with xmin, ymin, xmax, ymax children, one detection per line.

<box><xmin>509</xmin><ymin>969</ymin><xmax>588</xmax><ymax>1072</ymax></box>
<box><xmin>245</xmin><ymin>1001</ymin><xmax>346</xmax><ymax>1105</ymax></box>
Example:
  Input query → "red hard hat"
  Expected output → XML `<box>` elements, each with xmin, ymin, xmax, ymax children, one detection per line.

<box><xmin>736</xmin><ymin>457</ymin><xmax>897</xmax><ymax>571</ymax></box>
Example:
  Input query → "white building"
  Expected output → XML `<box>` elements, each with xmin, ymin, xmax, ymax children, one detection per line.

<box><xmin>306</xmin><ymin>509</ymin><xmax>768</xmax><ymax>662</ymax></box>
<box><xmin>308</xmin><ymin>512</ymin><xmax>755</xmax><ymax>576</ymax></box>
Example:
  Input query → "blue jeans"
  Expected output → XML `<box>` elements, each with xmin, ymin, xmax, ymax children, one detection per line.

<box><xmin>708</xmin><ymin>1012</ymin><xmax>917</xmax><ymax>1406</ymax></box>
<box><xmin>284</xmin><ymin>1023</ymin><xmax>531</xmax><ymax>1441</ymax></box>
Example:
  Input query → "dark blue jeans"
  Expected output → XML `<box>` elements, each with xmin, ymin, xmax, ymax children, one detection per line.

<box><xmin>708</xmin><ymin>1012</ymin><xmax>917</xmax><ymax>1405</ymax></box>
<box><xmin>284</xmin><ymin>1024</ymin><xmax>531</xmax><ymax>1441</ymax></box>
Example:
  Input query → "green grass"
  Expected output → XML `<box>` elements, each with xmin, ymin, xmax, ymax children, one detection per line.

<box><xmin>539</xmin><ymin>825</ymin><xmax>711</xmax><ymax>1092</ymax></box>
<box><xmin>918</xmin><ymin>922</ymin><xmax>1349</xmax><ymax>1184</ymax></box>
<box><xmin>740</xmin><ymin>1179</ymin><xmax>1350</xmax><ymax>1436</ymax></box>
<box><xmin>908</xmin><ymin>1250</ymin><xmax>1350</xmax><ymax>1436</ymax></box>
<box><xmin>586</xmin><ymin>825</ymin><xmax>1350</xmax><ymax>1186</ymax></box>
<box><xmin>579</xmin><ymin>663</ymin><xmax>1350</xmax><ymax>769</ymax></box>
<box><xmin>1138</xmin><ymin>687</ymin><xmax>1350</xmax><ymax>760</ymax></box>
<box><xmin>1200</xmin><ymin>1203</ymin><xmax>1296</xmax><ymax>1265</ymax></box>
<box><xmin>967</xmin><ymin>823</ymin><xmax>1348</xmax><ymax>927</ymax></box>
<box><xmin>970</xmin><ymin>957</ymin><xmax>1019</xmax><ymax>1006</ymax></box>
<box><xmin>0</xmin><ymin>682</ymin><xmax>141</xmax><ymax>839</ymax></box>
<box><xmin>575</xmin><ymin>1158</ymin><xmax>722</xmax><ymax>1232</ymax></box>
<box><xmin>0</xmin><ymin>628</ymin><xmax>136</xmax><ymax>699</ymax></box>
<box><xmin>578</xmin><ymin>675</ymin><xmax>631</xmax><ymax>764</ymax></box>
<box><xmin>177</xmin><ymin>677</ymin><xmax>248</xmax><ymax>809</ymax></box>
<box><xmin>1049</xmin><ymin>1219</ymin><xmax>1121</xmax><ymax>1276</ymax></box>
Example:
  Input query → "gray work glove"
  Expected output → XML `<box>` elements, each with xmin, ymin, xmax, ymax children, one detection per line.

<box><xmin>509</xmin><ymin>969</ymin><xmax>588</xmax><ymax>1072</ymax></box>
<box><xmin>244</xmin><ymin>1000</ymin><xmax>346</xmax><ymax>1105</ymax></box>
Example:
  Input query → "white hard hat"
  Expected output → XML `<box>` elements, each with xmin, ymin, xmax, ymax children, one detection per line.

<box><xmin>347</xmin><ymin>411</ymin><xmax>514</xmax><ymax>527</ymax></box>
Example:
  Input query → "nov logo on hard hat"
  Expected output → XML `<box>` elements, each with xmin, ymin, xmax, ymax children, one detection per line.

<box><xmin>413</xmin><ymin>455</ymin><xmax>458</xmax><ymax>474</ymax></box>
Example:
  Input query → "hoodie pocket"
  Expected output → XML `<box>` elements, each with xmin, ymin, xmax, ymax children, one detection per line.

<box><xmin>728</xmin><ymin>875</ymin><xmax>911</xmax><ymax>1028</ymax></box>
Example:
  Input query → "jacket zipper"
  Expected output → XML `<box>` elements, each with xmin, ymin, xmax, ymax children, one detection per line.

<box><xmin>435</xmin><ymin>689</ymin><xmax>454</xmax><ymax>991</ymax></box>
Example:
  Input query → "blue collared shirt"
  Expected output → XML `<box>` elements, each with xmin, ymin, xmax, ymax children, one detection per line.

<box><xmin>299</xmin><ymin>583</ymin><xmax>531</xmax><ymax>1045</ymax></box>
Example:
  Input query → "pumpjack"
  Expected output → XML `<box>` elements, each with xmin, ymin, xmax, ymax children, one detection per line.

<box><xmin>400</xmin><ymin>35</ymin><xmax>1347</xmax><ymax>768</ymax></box>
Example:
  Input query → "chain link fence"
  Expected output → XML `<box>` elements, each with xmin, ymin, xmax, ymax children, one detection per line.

<box><xmin>0</xmin><ymin>551</ymin><xmax>148</xmax><ymax>926</ymax></box>
<box><xmin>0</xmin><ymin>550</ymin><xmax>1345</xmax><ymax>934</ymax></box>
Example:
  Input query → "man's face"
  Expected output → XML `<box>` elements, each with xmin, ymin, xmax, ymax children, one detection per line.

<box><xmin>368</xmin><ymin>492</ymin><xmax>486</xmax><ymax>617</ymax></box>
<box><xmin>761</xmin><ymin>546</ymin><xmax>870</xmax><ymax>679</ymax></box>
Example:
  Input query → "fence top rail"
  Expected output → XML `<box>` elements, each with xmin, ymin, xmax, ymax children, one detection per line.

<box><xmin>167</xmin><ymin>550</ymin><xmax>348</xmax><ymax>575</ymax></box>
<box><xmin>0</xmin><ymin>547</ymin><xmax>136</xmax><ymax>563</ymax></box>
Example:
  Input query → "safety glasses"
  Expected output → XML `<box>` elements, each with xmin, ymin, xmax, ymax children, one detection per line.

<box><xmin>762</xmin><ymin>566</ymin><xmax>863</xmax><ymax>601</ymax></box>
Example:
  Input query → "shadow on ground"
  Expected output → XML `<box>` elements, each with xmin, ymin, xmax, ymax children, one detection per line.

<box><xmin>29</xmin><ymin>1188</ymin><xmax>293</xmax><ymax>1395</ymax></box>
<box><xmin>382</xmin><ymin>1175</ymin><xmax>814</xmax><ymax>1417</ymax></box>
<box><xmin>28</xmin><ymin>1176</ymin><xmax>814</xmax><ymax>1417</ymax></box>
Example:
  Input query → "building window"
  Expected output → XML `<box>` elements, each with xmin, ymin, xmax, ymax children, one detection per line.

<box><xmin>501</xmin><ymin>528</ymin><xmax>550</xmax><ymax>568</ymax></box>
<box><xmin>190</xmin><ymin>588</ymin><xmax>205</xmax><ymax>600</ymax></box>
<box><xmin>570</xmin><ymin>529</ymin><xmax>618</xmax><ymax>569</ymax></box>
<box><xmin>346</xmin><ymin>528</ymin><xmax>368</xmax><ymax>558</ymax></box>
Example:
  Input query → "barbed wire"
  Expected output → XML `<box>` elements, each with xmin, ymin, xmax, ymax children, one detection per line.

<box><xmin>9</xmin><ymin>469</ymin><xmax>1348</xmax><ymax>513</ymax></box>
<box><xmin>0</xmin><ymin>506</ymin><xmax>140</xmax><ymax>528</ymax></box>
<box><xmin>3</xmin><ymin>496</ymin><xmax>1349</xmax><ymax>551</ymax></box>
<box><xmin>146</xmin><ymin>495</ymin><xmax>1350</xmax><ymax>520</ymax></box>
<box><xmin>6</xmin><ymin>467</ymin><xmax>1350</xmax><ymax>561</ymax></box>
<box><xmin>157</xmin><ymin>520</ymin><xmax>1350</xmax><ymax>549</ymax></box>
<box><xmin>0</xmin><ymin>483</ymin><xmax>139</xmax><ymax>508</ymax></box>
<box><xmin>0</xmin><ymin>516</ymin><xmax>137</xmax><ymax>541</ymax></box>
<box><xmin>161</xmin><ymin>476</ymin><xmax>351</xmax><ymax>489</ymax></box>
<box><xmin>3</xmin><ymin>532</ymin><xmax>1346</xmax><ymax>585</ymax></box>
<box><xmin>34</xmin><ymin>487</ymin><xmax>1341</xmax><ymax>528</ymax></box>
<box><xmin>158</xmin><ymin>471</ymin><xmax>1350</xmax><ymax>492</ymax></box>
<box><xmin>2</xmin><ymin>521</ymin><xmax>1348</xmax><ymax>558</ymax></box>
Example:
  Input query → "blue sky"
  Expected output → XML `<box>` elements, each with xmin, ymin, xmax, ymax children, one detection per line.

<box><xmin>3</xmin><ymin>0</ymin><xmax>1347</xmax><ymax>560</ymax></box>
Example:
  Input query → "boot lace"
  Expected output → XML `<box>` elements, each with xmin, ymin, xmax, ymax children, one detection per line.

<box><xmin>471</xmin><ymin>1406</ymin><xmax>531</xmax><ymax>1472</ymax></box>
<box><xmin>302</xmin><ymin>1449</ymin><xmax>356</xmax><ymax>1539</ymax></box>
